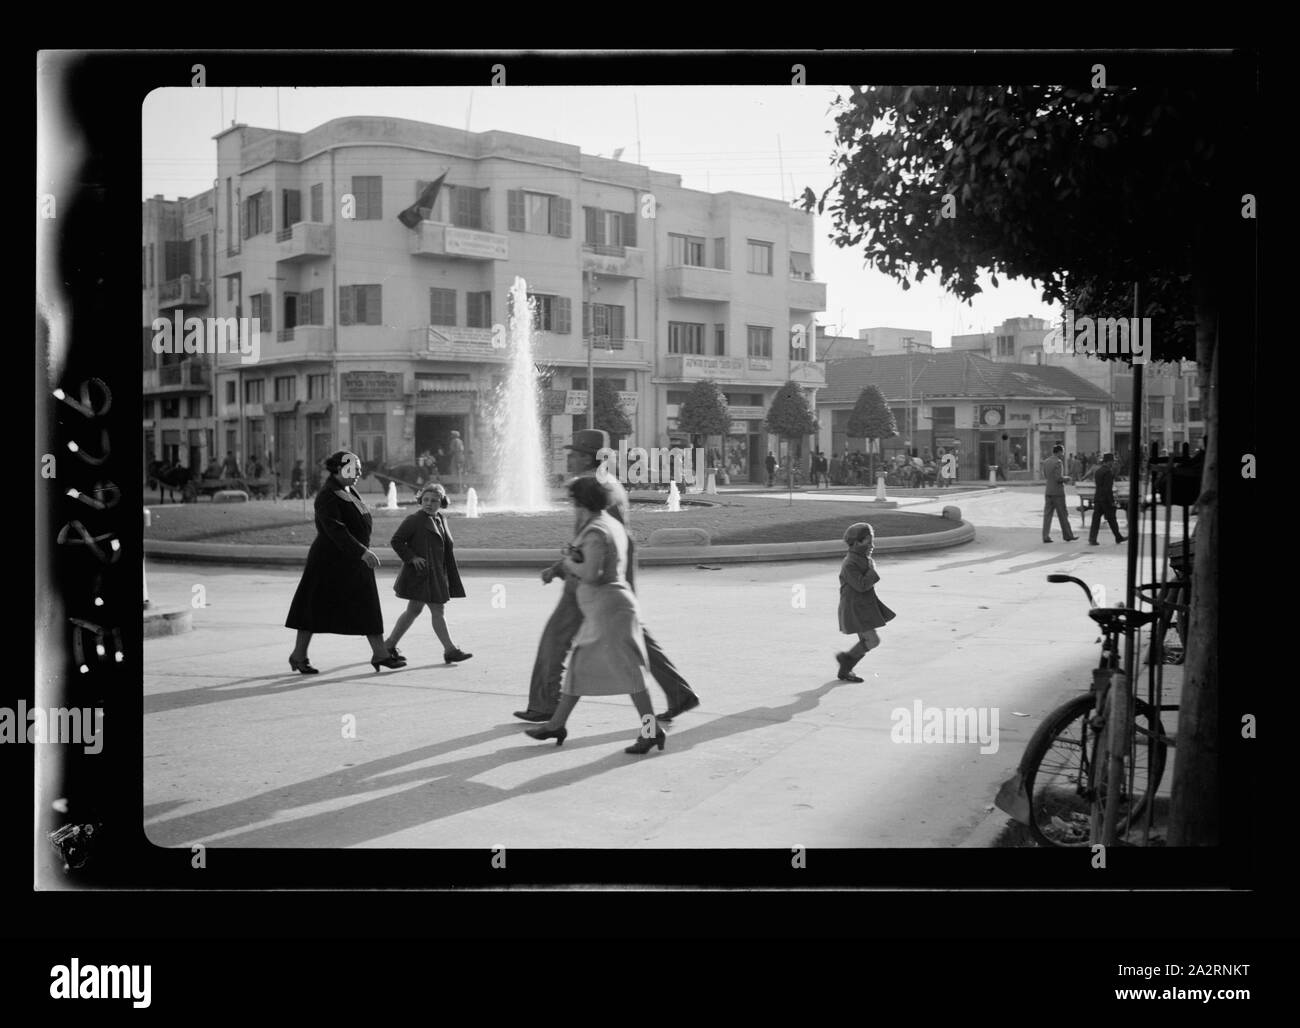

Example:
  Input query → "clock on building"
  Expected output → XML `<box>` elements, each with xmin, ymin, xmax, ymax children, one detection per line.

<box><xmin>980</xmin><ymin>405</ymin><xmax>1005</xmax><ymax>427</ymax></box>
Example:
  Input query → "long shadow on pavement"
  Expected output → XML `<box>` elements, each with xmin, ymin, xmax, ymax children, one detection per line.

<box><xmin>144</xmin><ymin>663</ymin><xmax>464</xmax><ymax>715</ymax></box>
<box><xmin>144</xmin><ymin>680</ymin><xmax>848</xmax><ymax>848</ymax></box>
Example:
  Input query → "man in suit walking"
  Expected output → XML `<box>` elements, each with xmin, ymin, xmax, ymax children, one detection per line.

<box><xmin>1088</xmin><ymin>452</ymin><xmax>1127</xmax><ymax>545</ymax></box>
<box><xmin>1042</xmin><ymin>444</ymin><xmax>1078</xmax><ymax>543</ymax></box>
<box><xmin>514</xmin><ymin>430</ymin><xmax>702</xmax><ymax>725</ymax></box>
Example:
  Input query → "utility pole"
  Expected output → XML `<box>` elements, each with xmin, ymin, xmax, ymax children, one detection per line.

<box><xmin>903</xmin><ymin>337</ymin><xmax>915</xmax><ymax>457</ymax></box>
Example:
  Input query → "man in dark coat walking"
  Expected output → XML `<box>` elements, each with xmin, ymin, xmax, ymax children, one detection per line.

<box><xmin>1042</xmin><ymin>444</ymin><xmax>1078</xmax><ymax>543</ymax></box>
<box><xmin>1088</xmin><ymin>452</ymin><xmax>1127</xmax><ymax>545</ymax></box>
<box><xmin>514</xmin><ymin>430</ymin><xmax>701</xmax><ymax>725</ymax></box>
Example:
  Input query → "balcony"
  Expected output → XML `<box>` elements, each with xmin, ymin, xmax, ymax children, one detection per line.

<box><xmin>788</xmin><ymin>276</ymin><xmax>827</xmax><ymax>312</ymax></box>
<box><xmin>581</xmin><ymin>244</ymin><xmax>646</xmax><ymax>279</ymax></box>
<box><xmin>144</xmin><ymin>360</ymin><xmax>211</xmax><ymax>394</ymax></box>
<box><xmin>664</xmin><ymin>265</ymin><xmax>731</xmax><ymax>303</ymax></box>
<box><xmin>409</xmin><ymin>221</ymin><xmax>508</xmax><ymax>261</ymax></box>
<box><xmin>276</xmin><ymin>222</ymin><xmax>333</xmax><ymax>262</ymax></box>
<box><xmin>268</xmin><ymin>324</ymin><xmax>332</xmax><ymax>359</ymax></box>
<box><xmin>157</xmin><ymin>275</ymin><xmax>209</xmax><ymax>309</ymax></box>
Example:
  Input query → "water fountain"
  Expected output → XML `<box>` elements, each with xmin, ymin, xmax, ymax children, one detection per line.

<box><xmin>666</xmin><ymin>480</ymin><xmax>681</xmax><ymax>512</ymax></box>
<box><xmin>484</xmin><ymin>276</ymin><xmax>553</xmax><ymax>512</ymax></box>
<box><xmin>385</xmin><ymin>481</ymin><xmax>399</xmax><ymax>510</ymax></box>
<box><xmin>465</xmin><ymin>486</ymin><xmax>480</xmax><ymax>518</ymax></box>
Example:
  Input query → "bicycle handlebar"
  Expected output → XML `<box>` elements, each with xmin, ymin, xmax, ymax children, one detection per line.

<box><xmin>1047</xmin><ymin>573</ymin><xmax>1095</xmax><ymax>607</ymax></box>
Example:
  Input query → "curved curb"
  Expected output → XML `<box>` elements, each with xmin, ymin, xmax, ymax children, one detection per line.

<box><xmin>144</xmin><ymin>520</ymin><xmax>976</xmax><ymax>568</ymax></box>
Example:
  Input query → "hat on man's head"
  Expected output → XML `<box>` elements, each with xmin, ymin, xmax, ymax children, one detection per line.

<box><xmin>1102</xmin><ymin>451</ymin><xmax>1115</xmax><ymax>462</ymax></box>
<box><xmin>565</xmin><ymin>429</ymin><xmax>610</xmax><ymax>456</ymax></box>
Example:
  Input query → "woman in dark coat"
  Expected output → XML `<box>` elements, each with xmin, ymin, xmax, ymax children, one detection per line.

<box><xmin>384</xmin><ymin>483</ymin><xmax>472</xmax><ymax>664</ymax></box>
<box><xmin>285</xmin><ymin>451</ymin><xmax>406</xmax><ymax>674</ymax></box>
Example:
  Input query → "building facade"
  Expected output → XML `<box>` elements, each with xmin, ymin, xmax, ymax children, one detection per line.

<box><xmin>817</xmin><ymin>350</ymin><xmax>1116</xmax><ymax>479</ymax></box>
<box><xmin>141</xmin><ymin>192</ymin><xmax>217</xmax><ymax>473</ymax></box>
<box><xmin>150</xmin><ymin>116</ymin><xmax>827</xmax><ymax>491</ymax></box>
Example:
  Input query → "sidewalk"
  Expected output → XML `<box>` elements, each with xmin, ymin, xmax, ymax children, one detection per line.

<box><xmin>142</xmin><ymin>490</ymin><xmax>1175</xmax><ymax>849</ymax></box>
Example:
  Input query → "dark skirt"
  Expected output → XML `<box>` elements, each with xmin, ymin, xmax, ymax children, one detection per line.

<box><xmin>286</xmin><ymin>538</ymin><xmax>383</xmax><ymax>636</ymax></box>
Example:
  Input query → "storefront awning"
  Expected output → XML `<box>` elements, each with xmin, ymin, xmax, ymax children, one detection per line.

<box><xmin>300</xmin><ymin>399</ymin><xmax>333</xmax><ymax>415</ymax></box>
<box><xmin>263</xmin><ymin>400</ymin><xmax>299</xmax><ymax>415</ymax></box>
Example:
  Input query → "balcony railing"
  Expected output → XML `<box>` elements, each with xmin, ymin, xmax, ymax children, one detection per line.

<box><xmin>276</xmin><ymin>221</ymin><xmax>333</xmax><ymax>262</ymax></box>
<box><xmin>582</xmin><ymin>245</ymin><xmax>646</xmax><ymax>279</ymax></box>
<box><xmin>584</xmin><ymin>333</ymin><xmax>625</xmax><ymax>351</ymax></box>
<box><xmin>664</xmin><ymin>265</ymin><xmax>730</xmax><ymax>302</ymax></box>
<box><xmin>787</xmin><ymin>276</ymin><xmax>827</xmax><ymax>312</ymax></box>
<box><xmin>157</xmin><ymin>275</ymin><xmax>209</xmax><ymax>309</ymax></box>
<box><xmin>148</xmin><ymin>360</ymin><xmax>211</xmax><ymax>392</ymax></box>
<box><xmin>409</xmin><ymin>221</ymin><xmax>508</xmax><ymax>261</ymax></box>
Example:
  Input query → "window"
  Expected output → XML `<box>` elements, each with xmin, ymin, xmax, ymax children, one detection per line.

<box><xmin>148</xmin><ymin>243</ymin><xmax>155</xmax><ymax>286</ymax></box>
<box><xmin>668</xmin><ymin>322</ymin><xmax>705</xmax><ymax>355</ymax></box>
<box><xmin>583</xmin><ymin>207</ymin><xmax>637</xmax><ymax>248</ymax></box>
<box><xmin>931</xmin><ymin>406</ymin><xmax>956</xmax><ymax>430</ymax></box>
<box><xmin>351</xmin><ymin>176</ymin><xmax>382</xmax><ymax>220</ymax></box>
<box><xmin>282</xmin><ymin>189</ymin><xmax>302</xmax><ymax>230</ymax></box>
<box><xmin>242</xmin><ymin>190</ymin><xmax>271</xmax><ymax>237</ymax></box>
<box><xmin>224</xmin><ymin>381</ymin><xmax>236</xmax><ymax>405</ymax></box>
<box><xmin>308</xmin><ymin>374</ymin><xmax>330</xmax><ymax>400</ymax></box>
<box><xmin>713</xmin><ymin>238</ymin><xmax>727</xmax><ymax>270</ymax></box>
<box><xmin>669</xmin><ymin>233</ymin><xmax>705</xmax><ymax>267</ymax></box>
<box><xmin>452</xmin><ymin>186</ymin><xmax>489</xmax><ymax>230</ymax></box>
<box><xmin>747</xmin><ymin>325</ymin><xmax>773</xmax><ymax>358</ymax></box>
<box><xmin>187</xmin><ymin>396</ymin><xmax>201</xmax><ymax>418</ymax></box>
<box><xmin>527</xmin><ymin>293</ymin><xmax>571</xmax><ymax>334</ymax></box>
<box><xmin>746</xmin><ymin>240</ymin><xmax>773</xmax><ymax>275</ymax></box>
<box><xmin>339</xmin><ymin>285</ymin><xmax>382</xmax><ymax>326</ymax></box>
<box><xmin>1172</xmin><ymin>403</ymin><xmax>1186</xmax><ymax>423</ymax></box>
<box><xmin>243</xmin><ymin>379</ymin><xmax>265</xmax><ymax>405</ymax></box>
<box><xmin>1147</xmin><ymin>399</ymin><xmax>1165</xmax><ymax>421</ymax></box>
<box><xmin>274</xmin><ymin>376</ymin><xmax>296</xmax><ymax>402</ymax></box>
<box><xmin>997</xmin><ymin>334</ymin><xmax>1015</xmax><ymax>357</ymax></box>
<box><xmin>1188</xmin><ymin>403</ymin><xmax>1201</xmax><ymax>422</ymax></box>
<box><xmin>714</xmin><ymin>324</ymin><xmax>726</xmax><ymax>355</ymax></box>
<box><xmin>508</xmin><ymin>190</ymin><xmax>571</xmax><ymax>237</ymax></box>
<box><xmin>583</xmin><ymin>303</ymin><xmax>626</xmax><ymax>348</ymax></box>
<box><xmin>789</xmin><ymin>251</ymin><xmax>813</xmax><ymax>280</ymax></box>
<box><xmin>467</xmin><ymin>291</ymin><xmax>492</xmax><ymax>329</ymax></box>
<box><xmin>298</xmin><ymin>288</ymin><xmax>324</xmax><ymax>326</ymax></box>
<box><xmin>247</xmin><ymin>418</ymin><xmax>265</xmax><ymax>459</ymax></box>
<box><xmin>350</xmin><ymin>413</ymin><xmax>386</xmax><ymax>464</ymax></box>
<box><xmin>249</xmin><ymin>291</ymin><xmax>273</xmax><ymax>331</ymax></box>
<box><xmin>226</xmin><ymin>428</ymin><xmax>236</xmax><ymax>455</ymax></box>
<box><xmin>310</xmin><ymin>183</ymin><xmax>323</xmax><ymax>223</ymax></box>
<box><xmin>430</xmin><ymin>288</ymin><xmax>457</xmax><ymax>326</ymax></box>
<box><xmin>199</xmin><ymin>235</ymin><xmax>209</xmax><ymax>281</ymax></box>
<box><xmin>161</xmin><ymin>398</ymin><xmax>180</xmax><ymax>418</ymax></box>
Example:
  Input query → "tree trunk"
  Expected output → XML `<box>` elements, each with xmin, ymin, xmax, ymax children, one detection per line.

<box><xmin>1168</xmin><ymin>290</ymin><xmax>1219</xmax><ymax>846</ymax></box>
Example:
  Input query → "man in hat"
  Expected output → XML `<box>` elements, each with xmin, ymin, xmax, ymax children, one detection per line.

<box><xmin>1088</xmin><ymin>452</ymin><xmax>1126</xmax><ymax>546</ymax></box>
<box><xmin>514</xmin><ymin>429</ymin><xmax>702</xmax><ymax>724</ymax></box>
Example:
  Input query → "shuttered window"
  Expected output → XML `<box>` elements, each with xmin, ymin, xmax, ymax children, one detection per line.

<box><xmin>260</xmin><ymin>191</ymin><xmax>271</xmax><ymax>234</ymax></box>
<box><xmin>583</xmin><ymin>303</ymin><xmax>626</xmax><ymax>347</ymax></box>
<box><xmin>669</xmin><ymin>322</ymin><xmax>705</xmax><ymax>355</ymax></box>
<box><xmin>550</xmin><ymin>196</ymin><xmax>571</xmax><ymax>238</ymax></box>
<box><xmin>283</xmin><ymin>189</ymin><xmax>302</xmax><ymax>228</ymax></box>
<box><xmin>527</xmin><ymin>293</ymin><xmax>570</xmax><ymax>333</ymax></box>
<box><xmin>507</xmin><ymin>189</ymin><xmax>525</xmax><ymax>232</ymax></box>
<box><xmin>430</xmin><ymin>288</ymin><xmax>457</xmax><ymax>325</ymax></box>
<box><xmin>163</xmin><ymin>240</ymin><xmax>191</xmax><ymax>279</ymax></box>
<box><xmin>339</xmin><ymin>285</ymin><xmax>381</xmax><ymax>326</ymax></box>
<box><xmin>351</xmin><ymin>176</ymin><xmax>382</xmax><ymax>220</ymax></box>
<box><xmin>467</xmin><ymin>291</ymin><xmax>492</xmax><ymax>329</ymax></box>
<box><xmin>310</xmin><ymin>183</ymin><xmax>323</xmax><ymax>223</ymax></box>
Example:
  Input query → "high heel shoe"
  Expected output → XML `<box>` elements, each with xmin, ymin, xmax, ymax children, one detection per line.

<box><xmin>624</xmin><ymin>725</ymin><xmax>666</xmax><ymax>755</ymax></box>
<box><xmin>525</xmin><ymin>725</ymin><xmax>567</xmax><ymax>747</ymax></box>
<box><xmin>288</xmin><ymin>655</ymin><xmax>319</xmax><ymax>675</ymax></box>
<box><xmin>370</xmin><ymin>653</ymin><xmax>407</xmax><ymax>672</ymax></box>
<box><xmin>444</xmin><ymin>648</ymin><xmax>473</xmax><ymax>663</ymax></box>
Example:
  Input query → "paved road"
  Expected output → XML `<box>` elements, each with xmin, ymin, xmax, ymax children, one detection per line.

<box><xmin>143</xmin><ymin>489</ymin><xmax>1185</xmax><ymax>848</ymax></box>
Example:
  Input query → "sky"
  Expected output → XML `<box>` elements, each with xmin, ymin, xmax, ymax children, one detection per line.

<box><xmin>142</xmin><ymin>85</ymin><xmax>1061</xmax><ymax>348</ymax></box>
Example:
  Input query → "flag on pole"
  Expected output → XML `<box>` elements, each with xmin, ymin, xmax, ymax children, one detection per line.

<box><xmin>397</xmin><ymin>172</ymin><xmax>447</xmax><ymax>229</ymax></box>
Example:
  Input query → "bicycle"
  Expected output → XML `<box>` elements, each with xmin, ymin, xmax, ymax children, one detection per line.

<box><xmin>1008</xmin><ymin>575</ymin><xmax>1169</xmax><ymax>847</ymax></box>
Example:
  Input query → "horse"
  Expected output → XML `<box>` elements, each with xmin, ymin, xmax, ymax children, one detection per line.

<box><xmin>147</xmin><ymin>460</ymin><xmax>196</xmax><ymax>504</ymax></box>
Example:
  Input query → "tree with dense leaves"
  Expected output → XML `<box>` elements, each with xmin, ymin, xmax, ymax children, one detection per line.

<box><xmin>764</xmin><ymin>381</ymin><xmax>818</xmax><ymax>502</ymax></box>
<box><xmin>845</xmin><ymin>385</ymin><xmax>898</xmax><ymax>484</ymax></box>
<box><xmin>803</xmin><ymin>81</ymin><xmax>1250</xmax><ymax>846</ymax></box>
<box><xmin>591</xmin><ymin>377</ymin><xmax>631</xmax><ymax>439</ymax></box>
<box><xmin>676</xmin><ymin>379</ymin><xmax>729</xmax><ymax>454</ymax></box>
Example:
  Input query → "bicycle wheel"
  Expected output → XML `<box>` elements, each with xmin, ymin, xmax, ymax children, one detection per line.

<box><xmin>1092</xmin><ymin>688</ymin><xmax>1169</xmax><ymax>845</ymax></box>
<box><xmin>1020</xmin><ymin>694</ymin><xmax>1167</xmax><ymax>847</ymax></box>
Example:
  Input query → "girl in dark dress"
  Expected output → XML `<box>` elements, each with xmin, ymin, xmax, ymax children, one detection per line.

<box><xmin>383</xmin><ymin>484</ymin><xmax>473</xmax><ymax>664</ymax></box>
<box><xmin>835</xmin><ymin>521</ymin><xmax>897</xmax><ymax>683</ymax></box>
<box><xmin>285</xmin><ymin>451</ymin><xmax>406</xmax><ymax>674</ymax></box>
